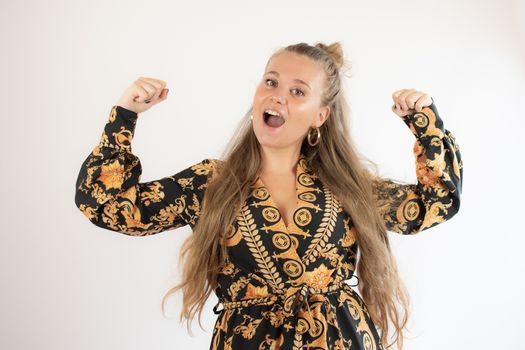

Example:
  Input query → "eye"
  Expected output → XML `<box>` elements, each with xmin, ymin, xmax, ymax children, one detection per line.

<box><xmin>265</xmin><ymin>78</ymin><xmax>276</xmax><ymax>86</ymax></box>
<box><xmin>292</xmin><ymin>88</ymin><xmax>305</xmax><ymax>97</ymax></box>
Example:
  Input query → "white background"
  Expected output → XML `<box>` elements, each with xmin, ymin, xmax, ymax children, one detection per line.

<box><xmin>1</xmin><ymin>0</ymin><xmax>524</xmax><ymax>349</ymax></box>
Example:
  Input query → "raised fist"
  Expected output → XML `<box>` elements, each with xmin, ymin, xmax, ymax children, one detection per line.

<box><xmin>115</xmin><ymin>77</ymin><xmax>169</xmax><ymax>114</ymax></box>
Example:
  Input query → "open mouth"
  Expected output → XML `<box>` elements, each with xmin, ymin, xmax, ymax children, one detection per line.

<box><xmin>263</xmin><ymin>110</ymin><xmax>285</xmax><ymax>128</ymax></box>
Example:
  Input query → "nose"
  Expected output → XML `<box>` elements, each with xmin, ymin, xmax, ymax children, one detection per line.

<box><xmin>270</xmin><ymin>94</ymin><xmax>285</xmax><ymax>104</ymax></box>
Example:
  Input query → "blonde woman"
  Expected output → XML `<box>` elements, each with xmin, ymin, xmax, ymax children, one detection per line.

<box><xmin>75</xmin><ymin>42</ymin><xmax>463</xmax><ymax>350</ymax></box>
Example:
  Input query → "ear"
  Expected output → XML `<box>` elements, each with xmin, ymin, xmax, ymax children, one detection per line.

<box><xmin>314</xmin><ymin>105</ymin><xmax>331</xmax><ymax>127</ymax></box>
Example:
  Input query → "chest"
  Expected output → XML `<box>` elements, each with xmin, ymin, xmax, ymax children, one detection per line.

<box><xmin>223</xmin><ymin>166</ymin><xmax>358</xmax><ymax>264</ymax></box>
<box><xmin>257</xmin><ymin>173</ymin><xmax>298</xmax><ymax>228</ymax></box>
<box><xmin>216</xmin><ymin>156</ymin><xmax>360</xmax><ymax>300</ymax></box>
<box><xmin>218</xmin><ymin>170</ymin><xmax>359</xmax><ymax>297</ymax></box>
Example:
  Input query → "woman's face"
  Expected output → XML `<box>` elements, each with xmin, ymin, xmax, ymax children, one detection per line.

<box><xmin>252</xmin><ymin>51</ymin><xmax>331</xmax><ymax>151</ymax></box>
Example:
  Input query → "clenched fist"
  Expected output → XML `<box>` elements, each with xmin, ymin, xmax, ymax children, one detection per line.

<box><xmin>116</xmin><ymin>77</ymin><xmax>169</xmax><ymax>114</ymax></box>
<box><xmin>391</xmin><ymin>88</ymin><xmax>433</xmax><ymax>118</ymax></box>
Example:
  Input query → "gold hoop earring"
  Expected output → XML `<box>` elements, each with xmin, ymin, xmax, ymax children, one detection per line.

<box><xmin>250</xmin><ymin>114</ymin><xmax>253</xmax><ymax>120</ymax></box>
<box><xmin>307</xmin><ymin>126</ymin><xmax>321</xmax><ymax>146</ymax></box>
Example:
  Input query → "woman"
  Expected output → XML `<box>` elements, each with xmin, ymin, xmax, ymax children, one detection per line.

<box><xmin>75</xmin><ymin>42</ymin><xmax>463</xmax><ymax>350</ymax></box>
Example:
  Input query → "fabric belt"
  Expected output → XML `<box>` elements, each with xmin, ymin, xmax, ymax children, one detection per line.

<box><xmin>212</xmin><ymin>276</ymin><xmax>359</xmax><ymax>320</ymax></box>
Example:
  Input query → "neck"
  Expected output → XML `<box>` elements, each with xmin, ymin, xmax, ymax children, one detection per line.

<box><xmin>258</xmin><ymin>145</ymin><xmax>301</xmax><ymax>176</ymax></box>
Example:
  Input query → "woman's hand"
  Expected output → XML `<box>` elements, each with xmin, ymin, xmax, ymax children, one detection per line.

<box><xmin>391</xmin><ymin>88</ymin><xmax>433</xmax><ymax>117</ymax></box>
<box><xmin>115</xmin><ymin>77</ymin><xmax>169</xmax><ymax>114</ymax></box>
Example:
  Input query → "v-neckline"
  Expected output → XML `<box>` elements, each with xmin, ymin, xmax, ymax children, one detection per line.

<box><xmin>255</xmin><ymin>153</ymin><xmax>307</xmax><ymax>231</ymax></box>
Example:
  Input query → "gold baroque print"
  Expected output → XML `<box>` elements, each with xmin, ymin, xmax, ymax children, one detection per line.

<box><xmin>294</xmin><ymin>208</ymin><xmax>312</xmax><ymax>226</ymax></box>
<box><xmin>272</xmin><ymin>233</ymin><xmax>291</xmax><ymax>250</ymax></box>
<box><xmin>402</xmin><ymin>198</ymin><xmax>420</xmax><ymax>221</ymax></box>
<box><xmin>261</xmin><ymin>308</ymin><xmax>285</xmax><ymax>328</ymax></box>
<box><xmin>340</xmin><ymin>217</ymin><xmax>357</xmax><ymax>248</ymax></box>
<box><xmin>413</xmin><ymin>112</ymin><xmax>429</xmax><ymax>129</ymax></box>
<box><xmin>233</xmin><ymin>314</ymin><xmax>263</xmax><ymax>340</ymax></box>
<box><xmin>236</xmin><ymin>204</ymin><xmax>285</xmax><ymax>292</ymax></box>
<box><xmin>111</xmin><ymin>126</ymin><xmax>133</xmax><ymax>150</ymax></box>
<box><xmin>302</xmin><ymin>185</ymin><xmax>340</xmax><ymax>266</ymax></box>
<box><xmin>74</xmin><ymin>103</ymin><xmax>462</xmax><ymax>349</ymax></box>
<box><xmin>221</xmin><ymin>222</ymin><xmax>243</xmax><ymax>247</ymax></box>
<box><xmin>139</xmin><ymin>181</ymin><xmax>164</xmax><ymax>206</ymax></box>
<box><xmin>299</xmin><ymin>191</ymin><xmax>317</xmax><ymax>202</ymax></box>
<box><xmin>253</xmin><ymin>187</ymin><xmax>270</xmax><ymax>201</ymax></box>
<box><xmin>97</xmin><ymin>159</ymin><xmax>125</xmax><ymax>190</ymax></box>
<box><xmin>282</xmin><ymin>260</ymin><xmax>303</xmax><ymax>278</ymax></box>
<box><xmin>338</xmin><ymin>289</ymin><xmax>378</xmax><ymax>350</ymax></box>
<box><xmin>228</xmin><ymin>276</ymin><xmax>251</xmax><ymax>301</ymax></box>
<box><xmin>298</xmin><ymin>172</ymin><xmax>314</xmax><ymax>186</ymax></box>
<box><xmin>262</xmin><ymin>206</ymin><xmax>281</xmax><ymax>223</ymax></box>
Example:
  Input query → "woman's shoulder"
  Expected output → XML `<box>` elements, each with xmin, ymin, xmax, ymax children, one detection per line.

<box><xmin>190</xmin><ymin>157</ymin><xmax>223</xmax><ymax>172</ymax></box>
<box><xmin>204</xmin><ymin>158</ymin><xmax>224</xmax><ymax>169</ymax></box>
<box><xmin>191</xmin><ymin>158</ymin><xmax>224</xmax><ymax>180</ymax></box>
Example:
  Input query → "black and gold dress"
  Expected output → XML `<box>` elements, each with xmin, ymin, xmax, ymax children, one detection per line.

<box><xmin>75</xmin><ymin>102</ymin><xmax>463</xmax><ymax>350</ymax></box>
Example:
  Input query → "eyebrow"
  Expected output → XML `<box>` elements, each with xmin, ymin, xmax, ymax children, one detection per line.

<box><xmin>265</xmin><ymin>70</ymin><xmax>311</xmax><ymax>90</ymax></box>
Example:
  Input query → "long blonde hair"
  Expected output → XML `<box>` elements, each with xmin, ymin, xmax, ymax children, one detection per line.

<box><xmin>161</xmin><ymin>42</ymin><xmax>410</xmax><ymax>349</ymax></box>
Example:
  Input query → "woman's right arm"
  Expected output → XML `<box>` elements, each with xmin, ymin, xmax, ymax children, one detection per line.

<box><xmin>74</xmin><ymin>105</ymin><xmax>219</xmax><ymax>236</ymax></box>
<box><xmin>74</xmin><ymin>77</ymin><xmax>220</xmax><ymax>236</ymax></box>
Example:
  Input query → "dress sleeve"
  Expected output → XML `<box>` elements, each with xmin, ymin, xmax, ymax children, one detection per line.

<box><xmin>372</xmin><ymin>99</ymin><xmax>463</xmax><ymax>235</ymax></box>
<box><xmin>74</xmin><ymin>105</ymin><xmax>220</xmax><ymax>236</ymax></box>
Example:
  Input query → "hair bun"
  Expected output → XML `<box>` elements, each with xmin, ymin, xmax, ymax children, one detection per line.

<box><xmin>315</xmin><ymin>42</ymin><xmax>345</xmax><ymax>70</ymax></box>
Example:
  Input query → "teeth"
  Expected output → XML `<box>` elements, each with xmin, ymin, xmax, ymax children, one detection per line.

<box><xmin>265</xmin><ymin>109</ymin><xmax>282</xmax><ymax>117</ymax></box>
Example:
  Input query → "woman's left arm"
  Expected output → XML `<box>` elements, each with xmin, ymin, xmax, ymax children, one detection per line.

<box><xmin>373</xmin><ymin>90</ymin><xmax>463</xmax><ymax>235</ymax></box>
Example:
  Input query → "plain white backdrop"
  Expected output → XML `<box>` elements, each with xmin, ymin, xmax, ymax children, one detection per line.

<box><xmin>1</xmin><ymin>0</ymin><xmax>524</xmax><ymax>349</ymax></box>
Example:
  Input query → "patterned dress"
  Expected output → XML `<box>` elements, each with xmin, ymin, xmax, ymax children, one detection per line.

<box><xmin>75</xmin><ymin>102</ymin><xmax>463</xmax><ymax>350</ymax></box>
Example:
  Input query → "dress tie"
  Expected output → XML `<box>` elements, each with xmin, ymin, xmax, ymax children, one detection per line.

<box><xmin>286</xmin><ymin>282</ymin><xmax>312</xmax><ymax>319</ymax></box>
<box><xmin>213</xmin><ymin>276</ymin><xmax>359</xmax><ymax>319</ymax></box>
